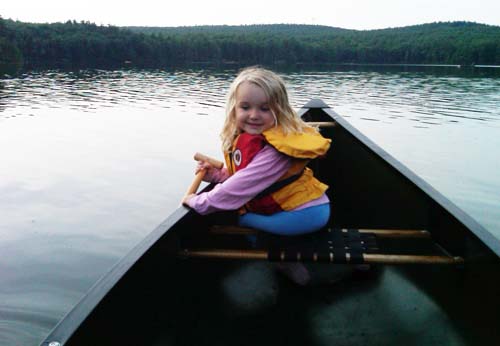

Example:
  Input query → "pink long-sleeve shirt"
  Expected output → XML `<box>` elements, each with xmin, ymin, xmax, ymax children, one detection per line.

<box><xmin>186</xmin><ymin>144</ymin><xmax>329</xmax><ymax>215</ymax></box>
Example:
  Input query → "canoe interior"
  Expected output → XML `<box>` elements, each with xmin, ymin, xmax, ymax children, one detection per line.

<box><xmin>301</xmin><ymin>104</ymin><xmax>497</xmax><ymax>259</ymax></box>
<box><xmin>41</xmin><ymin>102</ymin><xmax>500</xmax><ymax>346</ymax></box>
<box><xmin>51</xmin><ymin>219</ymin><xmax>500</xmax><ymax>346</ymax></box>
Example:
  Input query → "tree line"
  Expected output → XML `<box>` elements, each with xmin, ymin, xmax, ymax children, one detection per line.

<box><xmin>1</xmin><ymin>17</ymin><xmax>499</xmax><ymax>71</ymax></box>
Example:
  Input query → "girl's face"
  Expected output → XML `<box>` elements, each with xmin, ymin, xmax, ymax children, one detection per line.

<box><xmin>234</xmin><ymin>82</ymin><xmax>276</xmax><ymax>135</ymax></box>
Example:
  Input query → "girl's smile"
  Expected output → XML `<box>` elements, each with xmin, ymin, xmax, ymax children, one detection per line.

<box><xmin>235</xmin><ymin>82</ymin><xmax>276</xmax><ymax>135</ymax></box>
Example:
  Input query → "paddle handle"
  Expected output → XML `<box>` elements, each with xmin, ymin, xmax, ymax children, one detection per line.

<box><xmin>184</xmin><ymin>153</ymin><xmax>223</xmax><ymax>204</ymax></box>
<box><xmin>185</xmin><ymin>169</ymin><xmax>206</xmax><ymax>196</ymax></box>
<box><xmin>194</xmin><ymin>152</ymin><xmax>224</xmax><ymax>169</ymax></box>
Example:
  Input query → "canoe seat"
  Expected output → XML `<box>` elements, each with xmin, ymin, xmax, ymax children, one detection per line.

<box><xmin>178</xmin><ymin>226</ymin><xmax>464</xmax><ymax>265</ymax></box>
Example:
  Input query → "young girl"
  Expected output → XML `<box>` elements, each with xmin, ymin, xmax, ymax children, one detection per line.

<box><xmin>183</xmin><ymin>67</ymin><xmax>331</xmax><ymax>237</ymax></box>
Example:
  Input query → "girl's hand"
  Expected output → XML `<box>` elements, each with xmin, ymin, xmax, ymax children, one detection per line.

<box><xmin>182</xmin><ymin>193</ymin><xmax>195</xmax><ymax>207</ymax></box>
<box><xmin>196</xmin><ymin>161</ymin><xmax>226</xmax><ymax>182</ymax></box>
<box><xmin>195</xmin><ymin>161</ymin><xmax>211</xmax><ymax>175</ymax></box>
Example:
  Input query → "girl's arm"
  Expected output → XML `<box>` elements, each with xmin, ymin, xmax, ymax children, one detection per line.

<box><xmin>184</xmin><ymin>145</ymin><xmax>292</xmax><ymax>214</ymax></box>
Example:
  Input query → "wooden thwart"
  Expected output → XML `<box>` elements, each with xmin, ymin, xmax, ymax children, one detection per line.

<box><xmin>179</xmin><ymin>248</ymin><xmax>463</xmax><ymax>264</ymax></box>
<box><xmin>180</xmin><ymin>227</ymin><xmax>463</xmax><ymax>265</ymax></box>
<box><xmin>308</xmin><ymin>121</ymin><xmax>336</xmax><ymax>128</ymax></box>
<box><xmin>209</xmin><ymin>225</ymin><xmax>431</xmax><ymax>238</ymax></box>
<box><xmin>355</xmin><ymin>229</ymin><xmax>430</xmax><ymax>238</ymax></box>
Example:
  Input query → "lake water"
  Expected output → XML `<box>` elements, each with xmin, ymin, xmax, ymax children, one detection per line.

<box><xmin>1</xmin><ymin>66</ymin><xmax>499</xmax><ymax>345</ymax></box>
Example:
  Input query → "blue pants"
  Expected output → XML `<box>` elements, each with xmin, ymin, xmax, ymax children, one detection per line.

<box><xmin>238</xmin><ymin>203</ymin><xmax>330</xmax><ymax>235</ymax></box>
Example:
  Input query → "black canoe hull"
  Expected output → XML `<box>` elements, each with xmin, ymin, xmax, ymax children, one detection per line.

<box><xmin>41</xmin><ymin>100</ymin><xmax>500</xmax><ymax>346</ymax></box>
<box><xmin>301</xmin><ymin>100</ymin><xmax>498</xmax><ymax>259</ymax></box>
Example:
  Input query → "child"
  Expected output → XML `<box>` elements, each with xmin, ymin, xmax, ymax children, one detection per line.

<box><xmin>183</xmin><ymin>66</ymin><xmax>331</xmax><ymax>237</ymax></box>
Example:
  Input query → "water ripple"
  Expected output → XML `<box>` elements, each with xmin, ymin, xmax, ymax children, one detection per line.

<box><xmin>288</xmin><ymin>70</ymin><xmax>499</xmax><ymax>128</ymax></box>
<box><xmin>0</xmin><ymin>69</ymin><xmax>231</xmax><ymax>119</ymax></box>
<box><xmin>4</xmin><ymin>68</ymin><xmax>496</xmax><ymax>127</ymax></box>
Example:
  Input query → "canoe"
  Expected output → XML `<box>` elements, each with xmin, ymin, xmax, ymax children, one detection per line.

<box><xmin>40</xmin><ymin>99</ymin><xmax>500</xmax><ymax>346</ymax></box>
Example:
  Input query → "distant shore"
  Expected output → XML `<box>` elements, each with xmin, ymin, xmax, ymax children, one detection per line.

<box><xmin>1</xmin><ymin>19</ymin><xmax>499</xmax><ymax>71</ymax></box>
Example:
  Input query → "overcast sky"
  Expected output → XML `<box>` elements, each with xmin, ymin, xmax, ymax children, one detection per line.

<box><xmin>2</xmin><ymin>0</ymin><xmax>500</xmax><ymax>30</ymax></box>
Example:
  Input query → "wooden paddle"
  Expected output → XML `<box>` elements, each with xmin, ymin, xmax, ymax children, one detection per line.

<box><xmin>193</xmin><ymin>152</ymin><xmax>224</xmax><ymax>169</ymax></box>
<box><xmin>183</xmin><ymin>153</ymin><xmax>224</xmax><ymax>200</ymax></box>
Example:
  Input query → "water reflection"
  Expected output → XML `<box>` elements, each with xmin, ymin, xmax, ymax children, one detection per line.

<box><xmin>1</xmin><ymin>232</ymin><xmax>121</xmax><ymax>344</ymax></box>
<box><xmin>2</xmin><ymin>68</ymin><xmax>499</xmax><ymax>126</ymax></box>
<box><xmin>0</xmin><ymin>69</ymin><xmax>229</xmax><ymax>119</ymax></box>
<box><xmin>0</xmin><ymin>67</ymin><xmax>499</xmax><ymax>346</ymax></box>
<box><xmin>286</xmin><ymin>70</ymin><xmax>499</xmax><ymax>127</ymax></box>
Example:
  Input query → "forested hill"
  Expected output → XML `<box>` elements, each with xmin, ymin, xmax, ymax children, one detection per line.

<box><xmin>126</xmin><ymin>22</ymin><xmax>499</xmax><ymax>64</ymax></box>
<box><xmin>125</xmin><ymin>24</ymin><xmax>352</xmax><ymax>36</ymax></box>
<box><xmin>1</xmin><ymin>18</ymin><xmax>499</xmax><ymax>71</ymax></box>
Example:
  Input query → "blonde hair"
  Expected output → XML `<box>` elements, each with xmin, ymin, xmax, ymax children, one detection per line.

<box><xmin>220</xmin><ymin>66</ymin><xmax>309</xmax><ymax>151</ymax></box>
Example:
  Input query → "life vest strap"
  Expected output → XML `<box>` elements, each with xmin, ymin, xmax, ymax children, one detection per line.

<box><xmin>254</xmin><ymin>170</ymin><xmax>304</xmax><ymax>199</ymax></box>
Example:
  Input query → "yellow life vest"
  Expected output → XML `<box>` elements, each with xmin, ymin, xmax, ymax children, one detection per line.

<box><xmin>224</xmin><ymin>126</ymin><xmax>331</xmax><ymax>214</ymax></box>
